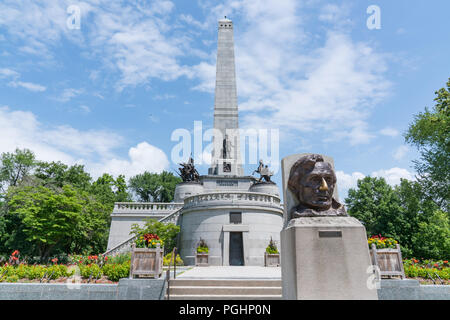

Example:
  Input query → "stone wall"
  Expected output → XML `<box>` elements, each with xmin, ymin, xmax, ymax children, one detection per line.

<box><xmin>0</xmin><ymin>278</ymin><xmax>167</xmax><ymax>300</ymax></box>
<box><xmin>0</xmin><ymin>278</ymin><xmax>448</xmax><ymax>300</ymax></box>
<box><xmin>378</xmin><ymin>279</ymin><xmax>450</xmax><ymax>300</ymax></box>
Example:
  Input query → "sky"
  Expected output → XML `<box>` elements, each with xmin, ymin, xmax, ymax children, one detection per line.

<box><xmin>0</xmin><ymin>0</ymin><xmax>449</xmax><ymax>200</ymax></box>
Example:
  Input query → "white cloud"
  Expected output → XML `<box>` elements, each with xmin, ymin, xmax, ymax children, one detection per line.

<box><xmin>380</xmin><ymin>127</ymin><xmax>399</xmax><ymax>137</ymax></box>
<box><xmin>192</xmin><ymin>0</ymin><xmax>391</xmax><ymax>146</ymax></box>
<box><xmin>393</xmin><ymin>145</ymin><xmax>409</xmax><ymax>161</ymax></box>
<box><xmin>371</xmin><ymin>167</ymin><xmax>415</xmax><ymax>186</ymax></box>
<box><xmin>336</xmin><ymin>170</ymin><xmax>365</xmax><ymax>200</ymax></box>
<box><xmin>0</xmin><ymin>68</ymin><xmax>47</xmax><ymax>92</ymax></box>
<box><xmin>8</xmin><ymin>81</ymin><xmax>47</xmax><ymax>92</ymax></box>
<box><xmin>95</xmin><ymin>142</ymin><xmax>170</xmax><ymax>178</ymax></box>
<box><xmin>54</xmin><ymin>88</ymin><xmax>84</xmax><ymax>103</ymax></box>
<box><xmin>319</xmin><ymin>3</ymin><xmax>352</xmax><ymax>29</ymax></box>
<box><xmin>0</xmin><ymin>1</ymin><xmax>192</xmax><ymax>90</ymax></box>
<box><xmin>0</xmin><ymin>106</ymin><xmax>169</xmax><ymax>179</ymax></box>
<box><xmin>337</xmin><ymin>166</ymin><xmax>415</xmax><ymax>200</ymax></box>
<box><xmin>0</xmin><ymin>68</ymin><xmax>46</xmax><ymax>92</ymax></box>
<box><xmin>0</xmin><ymin>68</ymin><xmax>19</xmax><ymax>79</ymax></box>
<box><xmin>79</xmin><ymin>105</ymin><xmax>91</xmax><ymax>114</ymax></box>
<box><xmin>336</xmin><ymin>170</ymin><xmax>365</xmax><ymax>191</ymax></box>
<box><xmin>85</xmin><ymin>1</ymin><xmax>192</xmax><ymax>90</ymax></box>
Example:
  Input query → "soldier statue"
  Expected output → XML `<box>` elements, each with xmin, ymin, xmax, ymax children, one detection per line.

<box><xmin>178</xmin><ymin>156</ymin><xmax>200</xmax><ymax>182</ymax></box>
<box><xmin>252</xmin><ymin>159</ymin><xmax>274</xmax><ymax>183</ymax></box>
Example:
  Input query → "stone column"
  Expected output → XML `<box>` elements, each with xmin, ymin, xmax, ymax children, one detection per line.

<box><xmin>209</xmin><ymin>18</ymin><xmax>244</xmax><ymax>176</ymax></box>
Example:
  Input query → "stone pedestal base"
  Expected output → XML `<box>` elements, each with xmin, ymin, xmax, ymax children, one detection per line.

<box><xmin>281</xmin><ymin>217</ymin><xmax>378</xmax><ymax>300</ymax></box>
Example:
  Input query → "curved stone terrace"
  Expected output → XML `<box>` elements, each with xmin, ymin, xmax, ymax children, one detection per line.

<box><xmin>183</xmin><ymin>192</ymin><xmax>282</xmax><ymax>211</ymax></box>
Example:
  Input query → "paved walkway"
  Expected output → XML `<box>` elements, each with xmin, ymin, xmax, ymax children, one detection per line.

<box><xmin>176</xmin><ymin>266</ymin><xmax>281</xmax><ymax>280</ymax></box>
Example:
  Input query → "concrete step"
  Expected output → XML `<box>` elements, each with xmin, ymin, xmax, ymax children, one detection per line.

<box><xmin>169</xmin><ymin>279</ymin><xmax>282</xmax><ymax>287</ymax></box>
<box><xmin>167</xmin><ymin>279</ymin><xmax>282</xmax><ymax>300</ymax></box>
<box><xmin>170</xmin><ymin>286</ymin><xmax>281</xmax><ymax>296</ymax></box>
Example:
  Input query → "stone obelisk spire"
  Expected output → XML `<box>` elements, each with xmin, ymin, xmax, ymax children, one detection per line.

<box><xmin>209</xmin><ymin>18</ymin><xmax>244</xmax><ymax>176</ymax></box>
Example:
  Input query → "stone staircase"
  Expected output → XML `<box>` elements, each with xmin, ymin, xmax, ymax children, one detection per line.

<box><xmin>166</xmin><ymin>279</ymin><xmax>282</xmax><ymax>300</ymax></box>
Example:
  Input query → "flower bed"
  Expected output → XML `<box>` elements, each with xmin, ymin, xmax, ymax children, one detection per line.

<box><xmin>403</xmin><ymin>259</ymin><xmax>449</xmax><ymax>284</ymax></box>
<box><xmin>0</xmin><ymin>250</ymin><xmax>130</xmax><ymax>283</ymax></box>
<box><xmin>368</xmin><ymin>235</ymin><xmax>398</xmax><ymax>249</ymax></box>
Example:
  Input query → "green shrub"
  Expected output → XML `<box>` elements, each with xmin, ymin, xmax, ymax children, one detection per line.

<box><xmin>102</xmin><ymin>262</ymin><xmax>130</xmax><ymax>282</ymax></box>
<box><xmin>163</xmin><ymin>253</ymin><xmax>184</xmax><ymax>266</ymax></box>
<box><xmin>265</xmin><ymin>237</ymin><xmax>279</xmax><ymax>254</ymax></box>
<box><xmin>5</xmin><ymin>275</ymin><xmax>19</xmax><ymax>283</ymax></box>
<box><xmin>79</xmin><ymin>264</ymin><xmax>102</xmax><ymax>279</ymax></box>
<box><xmin>196</xmin><ymin>247</ymin><xmax>209</xmax><ymax>254</ymax></box>
<box><xmin>196</xmin><ymin>238</ymin><xmax>209</xmax><ymax>253</ymax></box>
<box><xmin>404</xmin><ymin>263</ymin><xmax>450</xmax><ymax>280</ymax></box>
<box><xmin>46</xmin><ymin>265</ymin><xmax>73</xmax><ymax>279</ymax></box>
<box><xmin>25</xmin><ymin>265</ymin><xmax>46</xmax><ymax>280</ymax></box>
<box><xmin>106</xmin><ymin>253</ymin><xmax>131</xmax><ymax>265</ymax></box>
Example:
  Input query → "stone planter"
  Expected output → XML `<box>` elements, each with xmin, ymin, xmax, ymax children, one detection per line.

<box><xmin>195</xmin><ymin>253</ymin><xmax>209</xmax><ymax>266</ymax></box>
<box><xmin>370</xmin><ymin>243</ymin><xmax>405</xmax><ymax>279</ymax></box>
<box><xmin>129</xmin><ymin>243</ymin><xmax>164</xmax><ymax>279</ymax></box>
<box><xmin>264</xmin><ymin>252</ymin><xmax>280</xmax><ymax>267</ymax></box>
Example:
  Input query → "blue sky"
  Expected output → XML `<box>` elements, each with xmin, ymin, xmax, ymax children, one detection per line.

<box><xmin>0</xmin><ymin>0</ymin><xmax>449</xmax><ymax>199</ymax></box>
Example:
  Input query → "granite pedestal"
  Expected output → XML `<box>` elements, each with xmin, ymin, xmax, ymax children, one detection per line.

<box><xmin>281</xmin><ymin>216</ymin><xmax>378</xmax><ymax>300</ymax></box>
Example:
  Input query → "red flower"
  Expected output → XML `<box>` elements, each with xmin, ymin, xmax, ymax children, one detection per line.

<box><xmin>51</xmin><ymin>258</ymin><xmax>58</xmax><ymax>264</ymax></box>
<box><xmin>444</xmin><ymin>261</ymin><xmax>448</xmax><ymax>264</ymax></box>
<box><xmin>11</xmin><ymin>250</ymin><xmax>19</xmax><ymax>256</ymax></box>
<box><xmin>104</xmin><ymin>256</ymin><xmax>108</xmax><ymax>261</ymax></box>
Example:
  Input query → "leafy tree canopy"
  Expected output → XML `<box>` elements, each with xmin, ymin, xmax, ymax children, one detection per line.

<box><xmin>130</xmin><ymin>218</ymin><xmax>180</xmax><ymax>253</ymax></box>
<box><xmin>0</xmin><ymin>148</ymin><xmax>36</xmax><ymax>192</ymax></box>
<box><xmin>128</xmin><ymin>171</ymin><xmax>181</xmax><ymax>202</ymax></box>
<box><xmin>346</xmin><ymin>176</ymin><xmax>448</xmax><ymax>259</ymax></box>
<box><xmin>405</xmin><ymin>78</ymin><xmax>450</xmax><ymax>210</ymax></box>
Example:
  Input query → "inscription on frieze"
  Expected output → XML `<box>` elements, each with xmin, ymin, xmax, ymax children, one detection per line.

<box><xmin>216</xmin><ymin>180</ymin><xmax>238</xmax><ymax>187</ymax></box>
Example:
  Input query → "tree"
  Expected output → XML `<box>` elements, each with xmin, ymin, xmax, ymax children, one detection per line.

<box><xmin>345</xmin><ymin>176</ymin><xmax>448</xmax><ymax>259</ymax></box>
<box><xmin>0</xmin><ymin>149</ymin><xmax>36</xmax><ymax>192</ymax></box>
<box><xmin>4</xmin><ymin>183</ymin><xmax>114</xmax><ymax>258</ymax></box>
<box><xmin>91</xmin><ymin>174</ymin><xmax>131</xmax><ymax>205</ymax></box>
<box><xmin>394</xmin><ymin>179</ymin><xmax>439</xmax><ymax>258</ymax></box>
<box><xmin>411</xmin><ymin>210</ymin><xmax>450</xmax><ymax>260</ymax></box>
<box><xmin>34</xmin><ymin>161</ymin><xmax>92</xmax><ymax>191</ymax></box>
<box><xmin>345</xmin><ymin>176</ymin><xmax>405</xmax><ymax>240</ymax></box>
<box><xmin>405</xmin><ymin>78</ymin><xmax>450</xmax><ymax>210</ymax></box>
<box><xmin>128</xmin><ymin>171</ymin><xmax>181</xmax><ymax>202</ymax></box>
<box><xmin>130</xmin><ymin>218</ymin><xmax>180</xmax><ymax>253</ymax></box>
<box><xmin>7</xmin><ymin>185</ymin><xmax>83</xmax><ymax>259</ymax></box>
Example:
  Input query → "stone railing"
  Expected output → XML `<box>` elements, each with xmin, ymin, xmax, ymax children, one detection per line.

<box><xmin>113</xmin><ymin>202</ymin><xmax>183</xmax><ymax>214</ymax></box>
<box><xmin>104</xmin><ymin>207</ymin><xmax>184</xmax><ymax>257</ymax></box>
<box><xmin>159</xmin><ymin>207</ymin><xmax>183</xmax><ymax>225</ymax></box>
<box><xmin>183</xmin><ymin>192</ymin><xmax>282</xmax><ymax>210</ymax></box>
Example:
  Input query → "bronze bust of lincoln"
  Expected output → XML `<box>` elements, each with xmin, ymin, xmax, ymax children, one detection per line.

<box><xmin>287</xmin><ymin>154</ymin><xmax>347</xmax><ymax>218</ymax></box>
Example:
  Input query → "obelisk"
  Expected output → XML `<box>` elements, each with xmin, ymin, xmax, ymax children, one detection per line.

<box><xmin>208</xmin><ymin>18</ymin><xmax>244</xmax><ymax>176</ymax></box>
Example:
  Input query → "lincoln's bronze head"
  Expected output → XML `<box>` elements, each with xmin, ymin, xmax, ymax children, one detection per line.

<box><xmin>288</xmin><ymin>154</ymin><xmax>347</xmax><ymax>218</ymax></box>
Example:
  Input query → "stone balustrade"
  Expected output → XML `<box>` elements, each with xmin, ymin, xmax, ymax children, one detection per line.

<box><xmin>183</xmin><ymin>192</ymin><xmax>282</xmax><ymax>210</ymax></box>
<box><xmin>113</xmin><ymin>202</ymin><xmax>183</xmax><ymax>214</ymax></box>
<box><xmin>104</xmin><ymin>207</ymin><xmax>184</xmax><ymax>256</ymax></box>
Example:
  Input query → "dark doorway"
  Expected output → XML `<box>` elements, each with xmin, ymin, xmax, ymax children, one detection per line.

<box><xmin>229</xmin><ymin>232</ymin><xmax>244</xmax><ymax>266</ymax></box>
